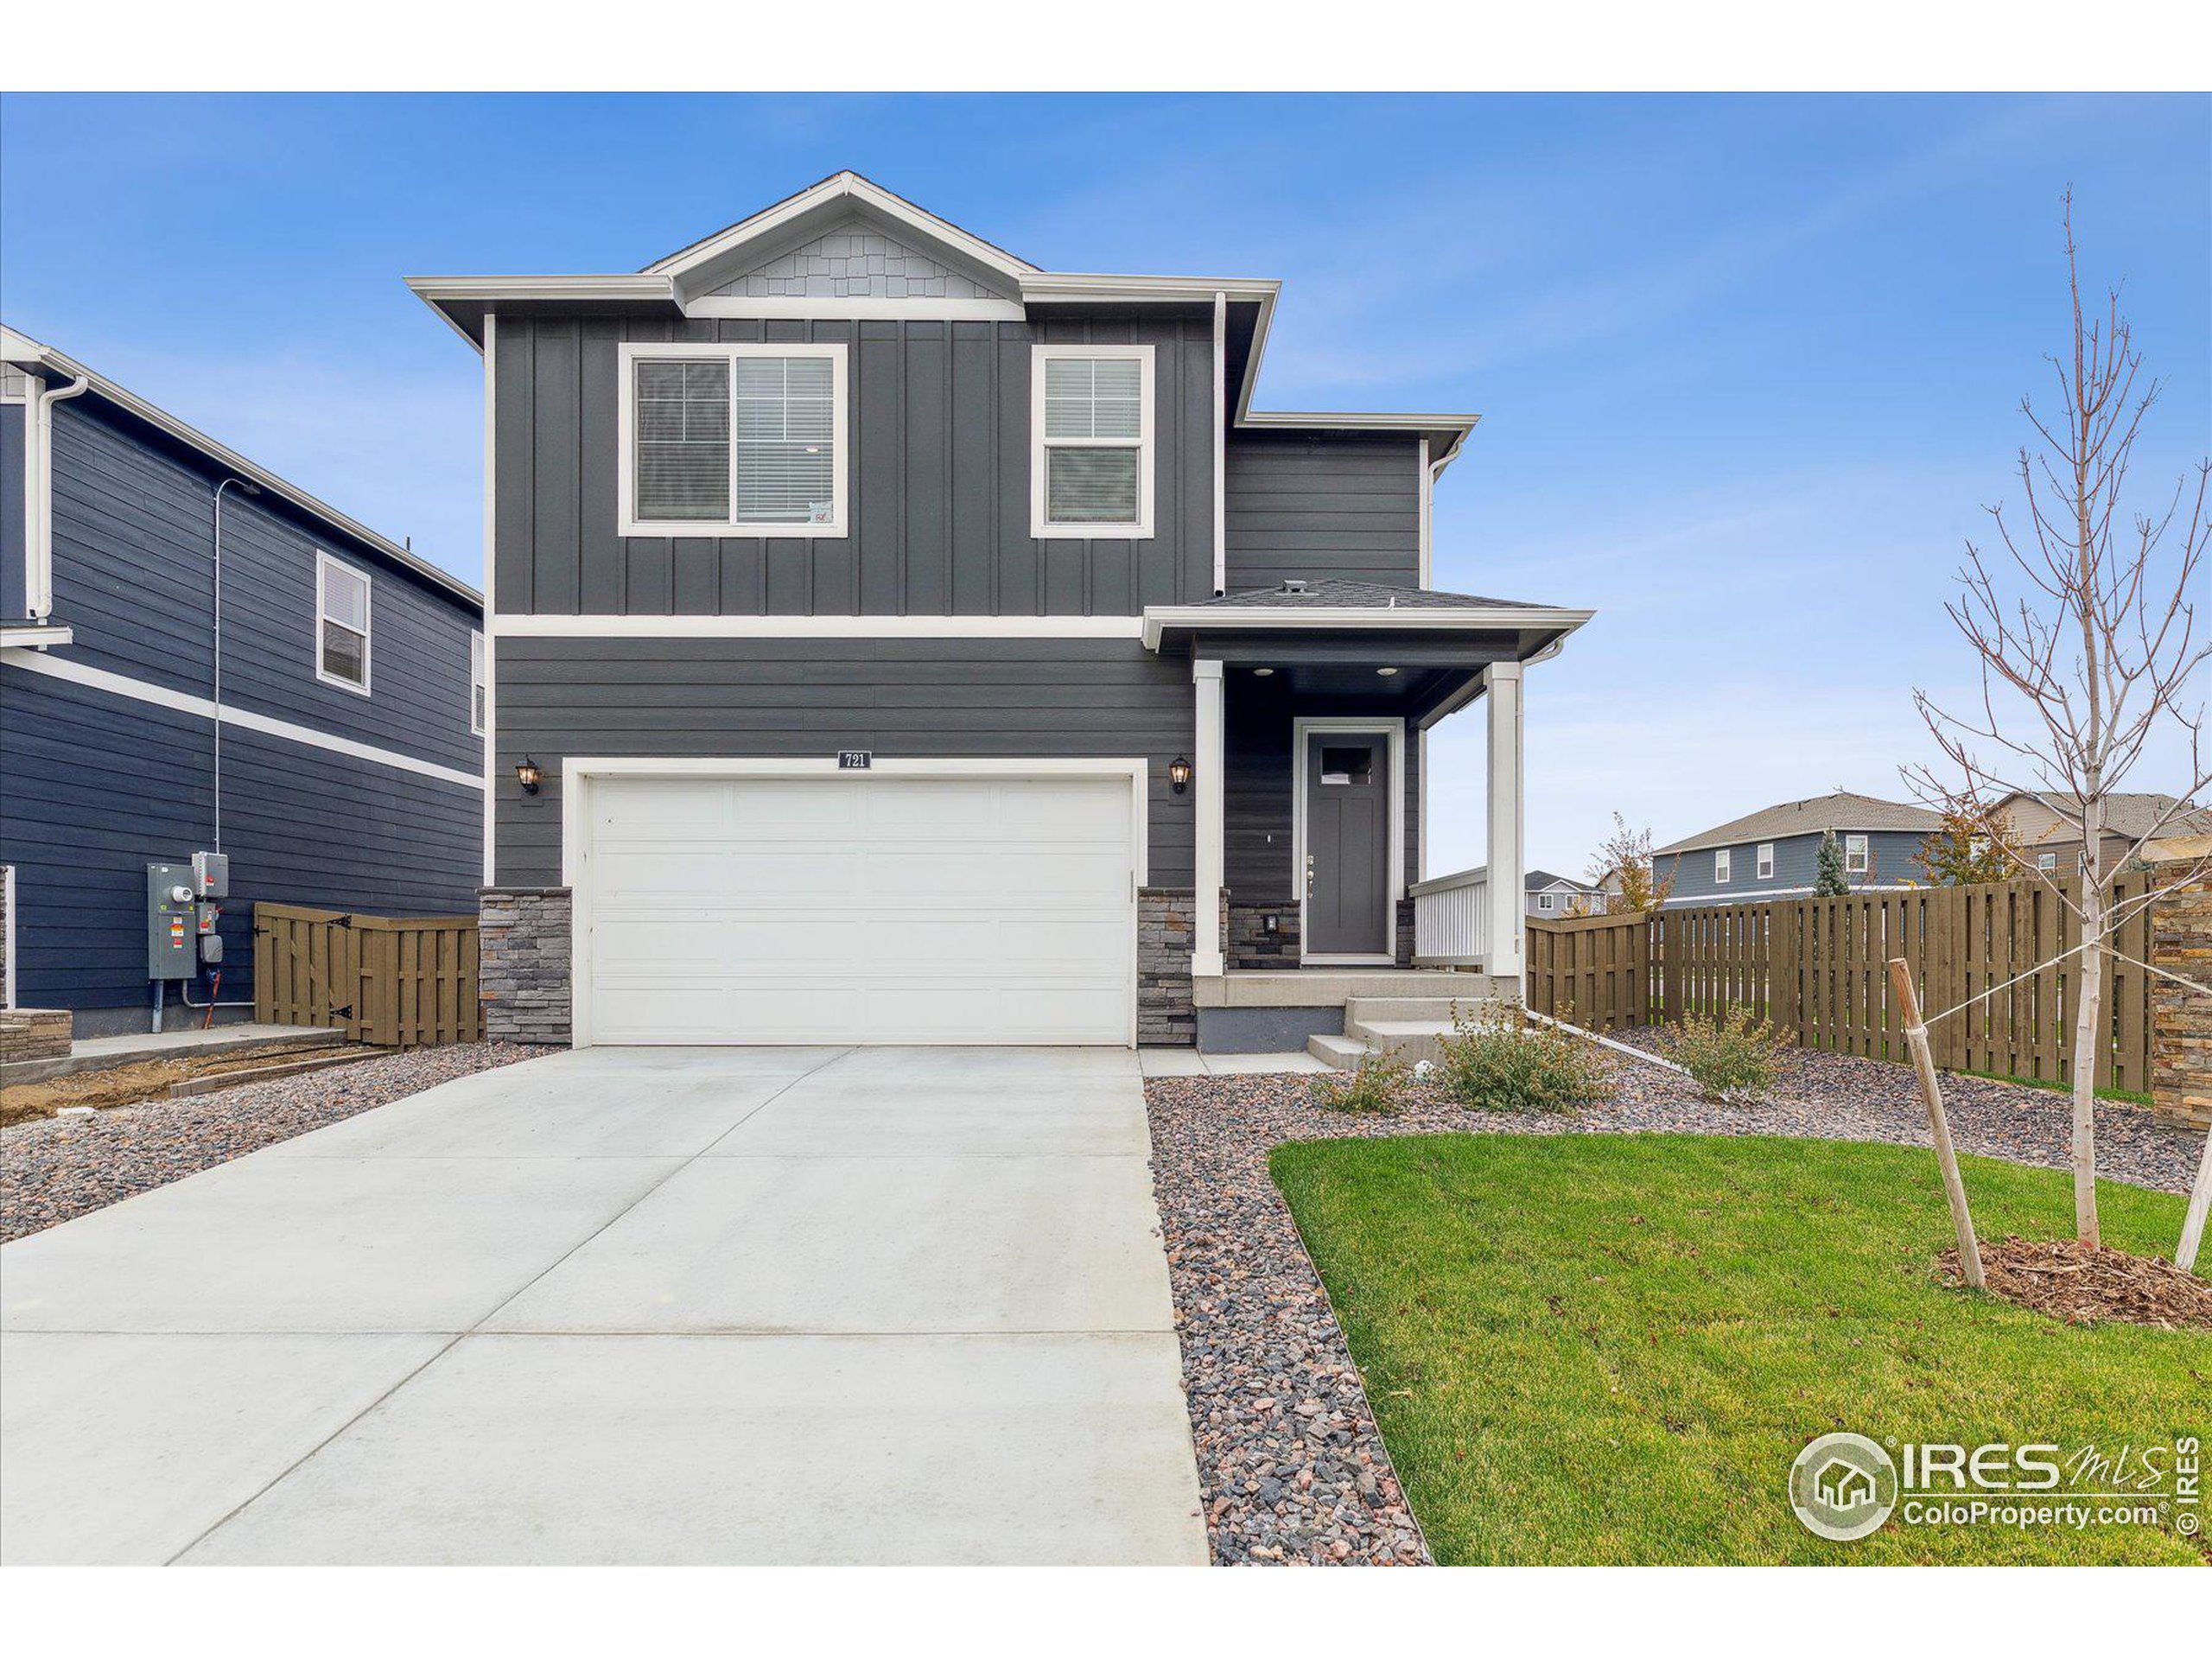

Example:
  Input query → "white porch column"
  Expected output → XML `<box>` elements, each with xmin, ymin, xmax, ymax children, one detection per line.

<box><xmin>1192</xmin><ymin>657</ymin><xmax>1226</xmax><ymax>980</ymax></box>
<box><xmin>1484</xmin><ymin>659</ymin><xmax>1525</xmax><ymax>988</ymax></box>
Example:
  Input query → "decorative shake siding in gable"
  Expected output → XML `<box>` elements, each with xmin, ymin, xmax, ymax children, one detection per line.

<box><xmin>705</xmin><ymin>224</ymin><xmax>1004</xmax><ymax>301</ymax></box>
<box><xmin>493</xmin><ymin>313</ymin><xmax>1217</xmax><ymax>618</ymax></box>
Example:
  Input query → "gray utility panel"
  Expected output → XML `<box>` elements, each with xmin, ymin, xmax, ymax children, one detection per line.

<box><xmin>145</xmin><ymin>862</ymin><xmax>198</xmax><ymax>979</ymax></box>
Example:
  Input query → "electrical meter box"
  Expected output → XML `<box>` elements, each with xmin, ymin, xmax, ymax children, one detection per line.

<box><xmin>146</xmin><ymin>862</ymin><xmax>198</xmax><ymax>980</ymax></box>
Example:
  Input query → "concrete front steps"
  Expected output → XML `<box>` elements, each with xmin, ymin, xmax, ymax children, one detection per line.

<box><xmin>1307</xmin><ymin>995</ymin><xmax>1510</xmax><ymax>1070</ymax></box>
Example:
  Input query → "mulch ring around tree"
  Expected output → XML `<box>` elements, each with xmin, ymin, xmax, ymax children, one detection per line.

<box><xmin>1942</xmin><ymin>1236</ymin><xmax>2212</xmax><ymax>1331</ymax></box>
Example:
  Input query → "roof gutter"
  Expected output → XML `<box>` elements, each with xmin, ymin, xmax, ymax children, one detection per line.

<box><xmin>1140</xmin><ymin>603</ymin><xmax>1593</xmax><ymax>653</ymax></box>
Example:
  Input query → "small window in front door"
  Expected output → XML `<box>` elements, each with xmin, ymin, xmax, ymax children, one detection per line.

<box><xmin>1319</xmin><ymin>746</ymin><xmax>1374</xmax><ymax>785</ymax></box>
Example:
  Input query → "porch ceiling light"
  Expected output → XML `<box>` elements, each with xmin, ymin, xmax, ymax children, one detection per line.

<box><xmin>1376</xmin><ymin>666</ymin><xmax>1401</xmax><ymax>677</ymax></box>
<box><xmin>515</xmin><ymin>756</ymin><xmax>543</xmax><ymax>795</ymax></box>
<box><xmin>1167</xmin><ymin>755</ymin><xmax>1193</xmax><ymax>794</ymax></box>
<box><xmin>1252</xmin><ymin>666</ymin><xmax>1274</xmax><ymax>677</ymax></box>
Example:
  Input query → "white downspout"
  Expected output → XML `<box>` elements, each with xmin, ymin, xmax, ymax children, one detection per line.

<box><xmin>1211</xmin><ymin>291</ymin><xmax>1227</xmax><ymax>597</ymax></box>
<box><xmin>28</xmin><ymin>368</ymin><xmax>89</xmax><ymax>619</ymax></box>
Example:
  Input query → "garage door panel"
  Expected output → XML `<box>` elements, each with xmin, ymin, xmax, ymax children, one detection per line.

<box><xmin>583</xmin><ymin>772</ymin><xmax>1136</xmax><ymax>1046</ymax></box>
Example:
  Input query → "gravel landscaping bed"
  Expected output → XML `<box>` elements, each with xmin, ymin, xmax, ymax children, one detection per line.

<box><xmin>1145</xmin><ymin>1038</ymin><xmax>2205</xmax><ymax>1567</ymax></box>
<box><xmin>1</xmin><ymin>1042</ymin><xmax>550</xmax><ymax>1243</ymax></box>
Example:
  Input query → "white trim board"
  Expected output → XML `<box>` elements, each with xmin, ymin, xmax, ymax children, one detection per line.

<box><xmin>480</xmin><ymin>314</ymin><xmax>499</xmax><ymax>886</ymax></box>
<box><xmin>1141</xmin><ymin>604</ymin><xmax>1594</xmax><ymax>652</ymax></box>
<box><xmin>492</xmin><ymin>613</ymin><xmax>1146</xmax><ymax>639</ymax></box>
<box><xmin>2</xmin><ymin>651</ymin><xmax>484</xmax><ymax>791</ymax></box>
<box><xmin>559</xmin><ymin>755</ymin><xmax>1149</xmax><ymax>1049</ymax></box>
<box><xmin>1291</xmin><ymin>716</ymin><xmax>1407</xmax><ymax>968</ymax></box>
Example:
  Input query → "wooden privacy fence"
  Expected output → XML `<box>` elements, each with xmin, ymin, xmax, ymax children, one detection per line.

<box><xmin>1523</xmin><ymin>910</ymin><xmax>1651</xmax><ymax>1033</ymax></box>
<box><xmin>254</xmin><ymin>903</ymin><xmax>481</xmax><ymax>1048</ymax></box>
<box><xmin>1527</xmin><ymin>873</ymin><xmax>2161</xmax><ymax>1095</ymax></box>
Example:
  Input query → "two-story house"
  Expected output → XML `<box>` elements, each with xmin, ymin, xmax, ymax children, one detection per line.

<box><xmin>1652</xmin><ymin>789</ymin><xmax>1941</xmax><ymax>907</ymax></box>
<box><xmin>412</xmin><ymin>172</ymin><xmax>1589</xmax><ymax>1052</ymax></box>
<box><xmin>0</xmin><ymin>327</ymin><xmax>485</xmax><ymax>1036</ymax></box>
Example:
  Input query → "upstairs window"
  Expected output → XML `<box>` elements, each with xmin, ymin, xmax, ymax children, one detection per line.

<box><xmin>470</xmin><ymin>629</ymin><xmax>486</xmax><ymax>736</ymax></box>
<box><xmin>1845</xmin><ymin>834</ymin><xmax>1870</xmax><ymax>874</ymax></box>
<box><xmin>1756</xmin><ymin>842</ymin><xmax>1775</xmax><ymax>880</ymax></box>
<box><xmin>316</xmin><ymin>553</ymin><xmax>371</xmax><ymax>695</ymax></box>
<box><xmin>620</xmin><ymin>343</ymin><xmax>847</xmax><ymax>537</ymax></box>
<box><xmin>1032</xmin><ymin>345</ymin><xmax>1154</xmax><ymax>538</ymax></box>
<box><xmin>2037</xmin><ymin>851</ymin><xmax>2058</xmax><ymax>872</ymax></box>
<box><xmin>1538</xmin><ymin>892</ymin><xmax>1556</xmax><ymax>912</ymax></box>
<box><xmin>1714</xmin><ymin>849</ymin><xmax>1732</xmax><ymax>884</ymax></box>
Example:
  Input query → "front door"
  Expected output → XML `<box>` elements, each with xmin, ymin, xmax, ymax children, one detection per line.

<box><xmin>1303</xmin><ymin>730</ymin><xmax>1392</xmax><ymax>957</ymax></box>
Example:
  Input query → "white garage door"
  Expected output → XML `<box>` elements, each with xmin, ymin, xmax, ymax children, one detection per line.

<box><xmin>581</xmin><ymin>772</ymin><xmax>1136</xmax><ymax>1046</ymax></box>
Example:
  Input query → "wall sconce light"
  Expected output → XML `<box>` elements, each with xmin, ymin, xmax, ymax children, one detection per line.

<box><xmin>515</xmin><ymin>756</ymin><xmax>543</xmax><ymax>795</ymax></box>
<box><xmin>1167</xmin><ymin>755</ymin><xmax>1193</xmax><ymax>795</ymax></box>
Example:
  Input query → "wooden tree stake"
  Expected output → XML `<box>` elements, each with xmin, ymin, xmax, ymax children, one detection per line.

<box><xmin>2178</xmin><ymin>1128</ymin><xmax>2211</xmax><ymax>1276</ymax></box>
<box><xmin>1888</xmin><ymin>957</ymin><xmax>1986</xmax><ymax>1289</ymax></box>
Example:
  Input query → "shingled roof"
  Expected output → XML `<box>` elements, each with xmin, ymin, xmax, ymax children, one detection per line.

<box><xmin>1190</xmin><ymin>580</ymin><xmax>1557</xmax><ymax>611</ymax></box>
<box><xmin>1654</xmin><ymin>790</ymin><xmax>1942</xmax><ymax>857</ymax></box>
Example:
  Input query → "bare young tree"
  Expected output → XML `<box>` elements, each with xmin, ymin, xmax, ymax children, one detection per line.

<box><xmin>1906</xmin><ymin>191</ymin><xmax>2211</xmax><ymax>1247</ymax></box>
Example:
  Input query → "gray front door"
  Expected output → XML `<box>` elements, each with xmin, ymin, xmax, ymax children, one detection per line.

<box><xmin>1304</xmin><ymin>731</ymin><xmax>1391</xmax><ymax>957</ymax></box>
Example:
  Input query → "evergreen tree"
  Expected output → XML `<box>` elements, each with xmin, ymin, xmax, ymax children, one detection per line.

<box><xmin>1813</xmin><ymin>829</ymin><xmax>1849</xmax><ymax>895</ymax></box>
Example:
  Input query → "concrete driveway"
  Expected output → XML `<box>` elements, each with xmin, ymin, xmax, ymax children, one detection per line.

<box><xmin>0</xmin><ymin>1046</ymin><xmax>1207</xmax><ymax>1565</ymax></box>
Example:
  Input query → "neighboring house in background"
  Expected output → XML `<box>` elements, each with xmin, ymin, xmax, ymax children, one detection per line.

<box><xmin>1652</xmin><ymin>790</ymin><xmax>1942</xmax><ymax>908</ymax></box>
<box><xmin>1525</xmin><ymin>869</ymin><xmax>1604</xmax><ymax>918</ymax></box>
<box><xmin>414</xmin><ymin>171</ymin><xmax>1590</xmax><ymax>1051</ymax></box>
<box><xmin>0</xmin><ymin>326</ymin><xmax>485</xmax><ymax>1038</ymax></box>
<box><xmin>1993</xmin><ymin>790</ymin><xmax>2212</xmax><ymax>876</ymax></box>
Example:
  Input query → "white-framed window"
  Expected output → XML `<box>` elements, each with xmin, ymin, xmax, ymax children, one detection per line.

<box><xmin>2037</xmin><ymin>851</ymin><xmax>2057</xmax><ymax>872</ymax></box>
<box><xmin>1031</xmin><ymin>343</ymin><xmax>1154</xmax><ymax>538</ymax></box>
<box><xmin>1714</xmin><ymin>848</ymin><xmax>1732</xmax><ymax>884</ymax></box>
<box><xmin>1756</xmin><ymin>842</ymin><xmax>1775</xmax><ymax>880</ymax></box>
<box><xmin>1845</xmin><ymin>834</ymin><xmax>1869</xmax><ymax>874</ymax></box>
<box><xmin>315</xmin><ymin>552</ymin><xmax>372</xmax><ymax>695</ymax></box>
<box><xmin>470</xmin><ymin>629</ymin><xmax>486</xmax><ymax>736</ymax></box>
<box><xmin>617</xmin><ymin>341</ymin><xmax>848</xmax><ymax>537</ymax></box>
<box><xmin>1538</xmin><ymin>893</ymin><xmax>1555</xmax><ymax>912</ymax></box>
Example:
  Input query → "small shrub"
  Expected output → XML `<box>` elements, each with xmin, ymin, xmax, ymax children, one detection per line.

<box><xmin>1668</xmin><ymin>1004</ymin><xmax>1789</xmax><ymax>1101</ymax></box>
<box><xmin>1313</xmin><ymin>1047</ymin><xmax>1410</xmax><ymax>1115</ymax></box>
<box><xmin>1433</xmin><ymin>1001</ymin><xmax>1607</xmax><ymax>1114</ymax></box>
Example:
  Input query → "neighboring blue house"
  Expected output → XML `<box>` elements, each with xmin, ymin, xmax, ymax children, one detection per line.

<box><xmin>1652</xmin><ymin>790</ymin><xmax>1942</xmax><ymax>908</ymax></box>
<box><xmin>1</xmin><ymin>326</ymin><xmax>485</xmax><ymax>1037</ymax></box>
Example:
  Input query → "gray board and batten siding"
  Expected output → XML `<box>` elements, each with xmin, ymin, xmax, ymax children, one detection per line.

<box><xmin>493</xmin><ymin>312</ymin><xmax>1219</xmax><ymax>618</ymax></box>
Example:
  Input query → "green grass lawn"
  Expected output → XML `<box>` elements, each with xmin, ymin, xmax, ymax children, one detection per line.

<box><xmin>1269</xmin><ymin>1134</ymin><xmax>2209</xmax><ymax>1565</ymax></box>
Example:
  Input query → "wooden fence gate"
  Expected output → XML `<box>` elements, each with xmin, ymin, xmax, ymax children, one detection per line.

<box><xmin>253</xmin><ymin>903</ymin><xmax>481</xmax><ymax>1048</ymax></box>
<box><xmin>1527</xmin><ymin>872</ymin><xmax>2160</xmax><ymax>1095</ymax></box>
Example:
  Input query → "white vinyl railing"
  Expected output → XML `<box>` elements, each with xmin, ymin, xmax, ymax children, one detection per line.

<box><xmin>1411</xmin><ymin>865</ymin><xmax>1490</xmax><ymax>967</ymax></box>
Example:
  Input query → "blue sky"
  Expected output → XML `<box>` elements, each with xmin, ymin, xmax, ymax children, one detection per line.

<box><xmin>3</xmin><ymin>92</ymin><xmax>2205</xmax><ymax>877</ymax></box>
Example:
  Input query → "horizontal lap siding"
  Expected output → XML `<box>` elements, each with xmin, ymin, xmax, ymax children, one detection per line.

<box><xmin>1224</xmin><ymin>433</ymin><xmax>1421</xmax><ymax>593</ymax></box>
<box><xmin>493</xmin><ymin>639</ymin><xmax>1196</xmax><ymax>888</ymax></box>
<box><xmin>499</xmin><ymin>313</ymin><xmax>1217</xmax><ymax>619</ymax></box>
<box><xmin>1659</xmin><ymin>828</ymin><xmax>1930</xmax><ymax>905</ymax></box>
<box><xmin>1223</xmin><ymin>682</ymin><xmax>1421</xmax><ymax>904</ymax></box>
<box><xmin>0</xmin><ymin>667</ymin><xmax>480</xmax><ymax>1015</ymax></box>
<box><xmin>46</xmin><ymin>399</ymin><xmax>481</xmax><ymax>776</ymax></box>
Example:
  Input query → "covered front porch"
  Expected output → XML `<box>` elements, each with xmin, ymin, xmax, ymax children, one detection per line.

<box><xmin>1144</xmin><ymin>580</ymin><xmax>1589</xmax><ymax>1054</ymax></box>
